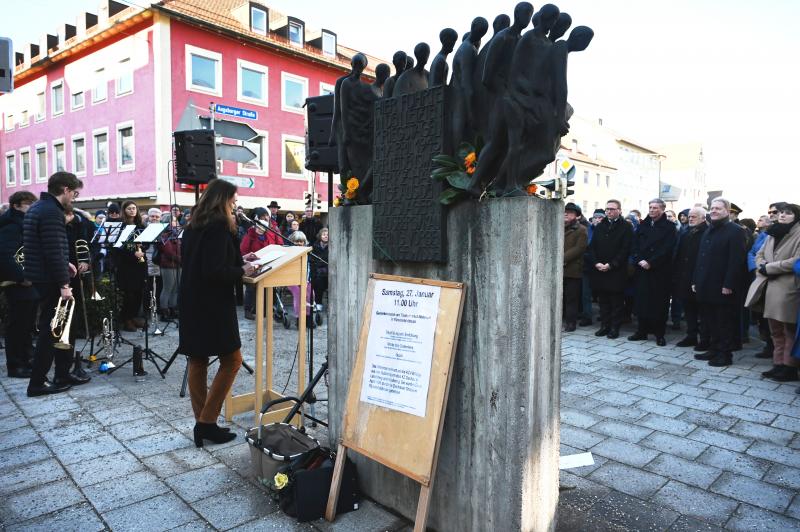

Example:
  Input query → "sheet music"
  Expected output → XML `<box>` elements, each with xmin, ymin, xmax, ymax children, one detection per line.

<box><xmin>253</xmin><ymin>246</ymin><xmax>285</xmax><ymax>267</ymax></box>
<box><xmin>134</xmin><ymin>223</ymin><xmax>167</xmax><ymax>243</ymax></box>
<box><xmin>94</xmin><ymin>221</ymin><xmax>123</xmax><ymax>244</ymax></box>
<box><xmin>113</xmin><ymin>225</ymin><xmax>137</xmax><ymax>248</ymax></box>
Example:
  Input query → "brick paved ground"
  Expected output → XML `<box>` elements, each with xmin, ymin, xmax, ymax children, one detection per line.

<box><xmin>2</xmin><ymin>308</ymin><xmax>799</xmax><ymax>530</ymax></box>
<box><xmin>558</xmin><ymin>324</ymin><xmax>800</xmax><ymax>531</ymax></box>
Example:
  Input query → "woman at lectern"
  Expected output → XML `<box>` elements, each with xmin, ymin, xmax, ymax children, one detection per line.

<box><xmin>179</xmin><ymin>179</ymin><xmax>257</xmax><ymax>447</ymax></box>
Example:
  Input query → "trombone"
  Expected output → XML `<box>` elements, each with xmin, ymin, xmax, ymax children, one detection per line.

<box><xmin>75</xmin><ymin>239</ymin><xmax>103</xmax><ymax>301</ymax></box>
<box><xmin>51</xmin><ymin>297</ymin><xmax>75</xmax><ymax>350</ymax></box>
<box><xmin>0</xmin><ymin>246</ymin><xmax>25</xmax><ymax>287</ymax></box>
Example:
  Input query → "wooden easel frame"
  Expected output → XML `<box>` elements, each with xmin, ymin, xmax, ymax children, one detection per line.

<box><xmin>326</xmin><ymin>273</ymin><xmax>465</xmax><ymax>531</ymax></box>
<box><xmin>224</xmin><ymin>245</ymin><xmax>311</xmax><ymax>426</ymax></box>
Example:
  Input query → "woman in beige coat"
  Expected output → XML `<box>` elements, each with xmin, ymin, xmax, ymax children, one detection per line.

<box><xmin>745</xmin><ymin>203</ymin><xmax>800</xmax><ymax>382</ymax></box>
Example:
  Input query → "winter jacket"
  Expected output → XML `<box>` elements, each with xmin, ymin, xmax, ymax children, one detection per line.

<box><xmin>692</xmin><ymin>219</ymin><xmax>747</xmax><ymax>305</ymax></box>
<box><xmin>745</xmin><ymin>222</ymin><xmax>800</xmax><ymax>323</ymax></box>
<box><xmin>240</xmin><ymin>226</ymin><xmax>269</xmax><ymax>255</ymax></box>
<box><xmin>747</xmin><ymin>231</ymin><xmax>769</xmax><ymax>272</ymax></box>
<box><xmin>563</xmin><ymin>222</ymin><xmax>588</xmax><ymax>279</ymax></box>
<box><xmin>672</xmin><ymin>222</ymin><xmax>707</xmax><ymax>299</ymax></box>
<box><xmin>587</xmin><ymin>216</ymin><xmax>633</xmax><ymax>292</ymax></box>
<box><xmin>0</xmin><ymin>207</ymin><xmax>26</xmax><ymax>283</ymax></box>
<box><xmin>22</xmin><ymin>192</ymin><xmax>70</xmax><ymax>286</ymax></box>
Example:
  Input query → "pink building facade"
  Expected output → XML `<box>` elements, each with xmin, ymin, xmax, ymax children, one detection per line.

<box><xmin>1</xmin><ymin>1</ymin><xmax>371</xmax><ymax>213</ymax></box>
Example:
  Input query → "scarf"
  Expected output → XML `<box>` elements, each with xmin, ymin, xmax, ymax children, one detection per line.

<box><xmin>767</xmin><ymin>220</ymin><xmax>797</xmax><ymax>246</ymax></box>
<box><xmin>710</xmin><ymin>216</ymin><xmax>729</xmax><ymax>228</ymax></box>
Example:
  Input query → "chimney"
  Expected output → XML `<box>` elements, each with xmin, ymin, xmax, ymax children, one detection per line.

<box><xmin>598</xmin><ymin>118</ymin><xmax>603</xmax><ymax>126</ymax></box>
<box><xmin>63</xmin><ymin>23</ymin><xmax>77</xmax><ymax>41</ymax></box>
<box><xmin>77</xmin><ymin>12</ymin><xmax>98</xmax><ymax>37</ymax></box>
<box><xmin>15</xmin><ymin>52</ymin><xmax>24</xmax><ymax>66</ymax></box>
<box><xmin>28</xmin><ymin>43</ymin><xmax>40</xmax><ymax>62</ymax></box>
<box><xmin>42</xmin><ymin>34</ymin><xmax>59</xmax><ymax>54</ymax></box>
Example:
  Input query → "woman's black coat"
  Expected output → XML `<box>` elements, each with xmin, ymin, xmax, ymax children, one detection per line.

<box><xmin>587</xmin><ymin>217</ymin><xmax>633</xmax><ymax>292</ymax></box>
<box><xmin>112</xmin><ymin>222</ymin><xmax>146</xmax><ymax>291</ymax></box>
<box><xmin>631</xmin><ymin>214</ymin><xmax>677</xmax><ymax>320</ymax></box>
<box><xmin>672</xmin><ymin>222</ymin><xmax>707</xmax><ymax>299</ymax></box>
<box><xmin>179</xmin><ymin>220</ymin><xmax>244</xmax><ymax>358</ymax></box>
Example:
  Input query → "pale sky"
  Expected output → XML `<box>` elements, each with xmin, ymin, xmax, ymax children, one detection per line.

<box><xmin>4</xmin><ymin>0</ymin><xmax>799</xmax><ymax>217</ymax></box>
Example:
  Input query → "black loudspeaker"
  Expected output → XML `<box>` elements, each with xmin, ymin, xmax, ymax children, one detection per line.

<box><xmin>174</xmin><ymin>129</ymin><xmax>217</xmax><ymax>184</ymax></box>
<box><xmin>305</xmin><ymin>94</ymin><xmax>338</xmax><ymax>173</ymax></box>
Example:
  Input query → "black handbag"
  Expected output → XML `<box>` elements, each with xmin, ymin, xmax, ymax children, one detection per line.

<box><xmin>274</xmin><ymin>447</ymin><xmax>360</xmax><ymax>522</ymax></box>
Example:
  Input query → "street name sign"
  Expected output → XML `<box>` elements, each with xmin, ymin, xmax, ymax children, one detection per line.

<box><xmin>214</xmin><ymin>103</ymin><xmax>258</xmax><ymax>120</ymax></box>
<box><xmin>219</xmin><ymin>175</ymin><xmax>255</xmax><ymax>189</ymax></box>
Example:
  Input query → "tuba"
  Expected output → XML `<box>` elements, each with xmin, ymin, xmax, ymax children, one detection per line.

<box><xmin>51</xmin><ymin>297</ymin><xmax>76</xmax><ymax>350</ymax></box>
<box><xmin>0</xmin><ymin>246</ymin><xmax>25</xmax><ymax>287</ymax></box>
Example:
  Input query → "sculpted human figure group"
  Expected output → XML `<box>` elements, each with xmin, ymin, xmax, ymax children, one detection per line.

<box><xmin>329</xmin><ymin>2</ymin><xmax>593</xmax><ymax>202</ymax></box>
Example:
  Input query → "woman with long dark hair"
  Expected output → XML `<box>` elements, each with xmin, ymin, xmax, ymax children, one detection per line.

<box><xmin>179</xmin><ymin>180</ymin><xmax>257</xmax><ymax>446</ymax></box>
<box><xmin>115</xmin><ymin>200</ymin><xmax>147</xmax><ymax>332</ymax></box>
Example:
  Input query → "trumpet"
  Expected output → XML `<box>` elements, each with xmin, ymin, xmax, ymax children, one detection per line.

<box><xmin>51</xmin><ymin>297</ymin><xmax>75</xmax><ymax>350</ymax></box>
<box><xmin>0</xmin><ymin>246</ymin><xmax>25</xmax><ymax>287</ymax></box>
<box><xmin>102</xmin><ymin>313</ymin><xmax>115</xmax><ymax>367</ymax></box>
<box><xmin>151</xmin><ymin>277</ymin><xmax>163</xmax><ymax>336</ymax></box>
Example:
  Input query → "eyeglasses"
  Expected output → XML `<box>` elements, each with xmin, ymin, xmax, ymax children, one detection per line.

<box><xmin>71</xmin><ymin>190</ymin><xmax>80</xmax><ymax>198</ymax></box>
<box><xmin>605</xmin><ymin>207</ymin><xmax>619</xmax><ymax>211</ymax></box>
<box><xmin>768</xmin><ymin>210</ymin><xmax>778</xmax><ymax>215</ymax></box>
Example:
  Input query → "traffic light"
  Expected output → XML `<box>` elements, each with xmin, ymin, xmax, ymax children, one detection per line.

<box><xmin>304</xmin><ymin>192</ymin><xmax>313</xmax><ymax>209</ymax></box>
<box><xmin>314</xmin><ymin>192</ymin><xmax>322</xmax><ymax>210</ymax></box>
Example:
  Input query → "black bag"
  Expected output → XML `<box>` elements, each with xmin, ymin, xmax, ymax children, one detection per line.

<box><xmin>275</xmin><ymin>447</ymin><xmax>360</xmax><ymax>522</ymax></box>
<box><xmin>151</xmin><ymin>244</ymin><xmax>162</xmax><ymax>266</ymax></box>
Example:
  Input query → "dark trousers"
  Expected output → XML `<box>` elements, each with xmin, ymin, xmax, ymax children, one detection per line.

<box><xmin>701</xmin><ymin>302</ymin><xmax>738</xmax><ymax>354</ymax></box>
<box><xmin>638</xmin><ymin>316</ymin><xmax>667</xmax><ymax>337</ymax></box>
<box><xmin>579</xmin><ymin>276</ymin><xmax>593</xmax><ymax>321</ymax></box>
<box><xmin>5</xmin><ymin>293</ymin><xmax>36</xmax><ymax>370</ymax></box>
<box><xmin>311</xmin><ymin>276</ymin><xmax>328</xmax><ymax>305</ymax></box>
<box><xmin>563</xmin><ymin>277</ymin><xmax>582</xmax><ymax>325</ymax></box>
<box><xmin>670</xmin><ymin>298</ymin><xmax>683</xmax><ymax>324</ymax></box>
<box><xmin>120</xmin><ymin>285</ymin><xmax>143</xmax><ymax>322</ymax></box>
<box><xmin>682</xmin><ymin>297</ymin><xmax>708</xmax><ymax>342</ymax></box>
<box><xmin>597</xmin><ymin>290</ymin><xmax>624</xmax><ymax>329</ymax></box>
<box><xmin>30</xmin><ymin>283</ymin><xmax>72</xmax><ymax>386</ymax></box>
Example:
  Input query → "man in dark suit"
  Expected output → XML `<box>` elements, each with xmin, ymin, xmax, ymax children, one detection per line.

<box><xmin>673</xmin><ymin>207</ymin><xmax>709</xmax><ymax>349</ymax></box>
<box><xmin>587</xmin><ymin>199</ymin><xmax>633</xmax><ymax>339</ymax></box>
<box><xmin>24</xmin><ymin>172</ymin><xmax>90</xmax><ymax>396</ymax></box>
<box><xmin>692</xmin><ymin>197</ymin><xmax>747</xmax><ymax>367</ymax></box>
<box><xmin>629</xmin><ymin>198</ymin><xmax>677</xmax><ymax>346</ymax></box>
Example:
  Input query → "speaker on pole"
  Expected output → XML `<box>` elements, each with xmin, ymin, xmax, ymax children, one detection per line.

<box><xmin>174</xmin><ymin>129</ymin><xmax>217</xmax><ymax>185</ymax></box>
<box><xmin>305</xmin><ymin>94</ymin><xmax>338</xmax><ymax>173</ymax></box>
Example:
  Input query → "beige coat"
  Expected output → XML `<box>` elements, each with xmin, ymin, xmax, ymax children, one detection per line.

<box><xmin>745</xmin><ymin>223</ymin><xmax>800</xmax><ymax>323</ymax></box>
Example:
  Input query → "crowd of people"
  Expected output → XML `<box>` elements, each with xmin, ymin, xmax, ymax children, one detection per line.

<box><xmin>563</xmin><ymin>197</ymin><xmax>800</xmax><ymax>389</ymax></box>
<box><xmin>0</xmin><ymin>173</ymin><xmax>329</xmax><ymax>403</ymax></box>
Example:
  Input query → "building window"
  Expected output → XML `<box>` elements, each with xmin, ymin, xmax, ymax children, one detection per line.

<box><xmin>250</xmin><ymin>5</ymin><xmax>267</xmax><ymax>35</ymax></box>
<box><xmin>72</xmin><ymin>135</ymin><xmax>86</xmax><ymax>176</ymax></box>
<box><xmin>239</xmin><ymin>131</ymin><xmax>267</xmax><ymax>176</ymax></box>
<box><xmin>116</xmin><ymin>58</ymin><xmax>133</xmax><ymax>96</ymax></box>
<box><xmin>117</xmin><ymin>122</ymin><xmax>135</xmax><ymax>171</ymax></box>
<box><xmin>53</xmin><ymin>141</ymin><xmax>66</xmax><ymax>172</ymax></box>
<box><xmin>583</xmin><ymin>170</ymin><xmax>588</xmax><ymax>184</ymax></box>
<box><xmin>320</xmin><ymin>82</ymin><xmax>335</xmax><ymax>96</ymax></box>
<box><xmin>322</xmin><ymin>31</ymin><xmax>336</xmax><ymax>57</ymax></box>
<box><xmin>93</xmin><ymin>68</ymin><xmax>107</xmax><ymax>103</ymax></box>
<box><xmin>35</xmin><ymin>145</ymin><xmax>47</xmax><ymax>181</ymax></box>
<box><xmin>186</xmin><ymin>45</ymin><xmax>222</xmax><ymax>96</ymax></box>
<box><xmin>288</xmin><ymin>21</ymin><xmax>303</xmax><ymax>46</ymax></box>
<box><xmin>596</xmin><ymin>173</ymin><xmax>600</xmax><ymax>186</ymax></box>
<box><xmin>93</xmin><ymin>128</ymin><xmax>109</xmax><ymax>174</ymax></box>
<box><xmin>20</xmin><ymin>149</ymin><xmax>31</xmax><ymax>185</ymax></box>
<box><xmin>237</xmin><ymin>59</ymin><xmax>268</xmax><ymax>106</ymax></box>
<box><xmin>582</xmin><ymin>201</ymin><xmax>588</xmax><ymax>213</ymax></box>
<box><xmin>51</xmin><ymin>80</ymin><xmax>64</xmax><ymax>116</ymax></box>
<box><xmin>5</xmin><ymin>153</ymin><xmax>15</xmax><ymax>186</ymax></box>
<box><xmin>3</xmin><ymin>114</ymin><xmax>12</xmax><ymax>131</ymax></box>
<box><xmin>571</xmin><ymin>139</ymin><xmax>578</xmax><ymax>153</ymax></box>
<box><xmin>605</xmin><ymin>175</ymin><xmax>610</xmax><ymax>187</ymax></box>
<box><xmin>35</xmin><ymin>91</ymin><xmax>46</xmax><ymax>121</ymax></box>
<box><xmin>19</xmin><ymin>110</ymin><xmax>29</xmax><ymax>127</ymax></box>
<box><xmin>281</xmin><ymin>72</ymin><xmax>308</xmax><ymax>113</ymax></box>
<box><xmin>282</xmin><ymin>135</ymin><xmax>305</xmax><ymax>179</ymax></box>
<box><xmin>71</xmin><ymin>90</ymin><xmax>85</xmax><ymax>110</ymax></box>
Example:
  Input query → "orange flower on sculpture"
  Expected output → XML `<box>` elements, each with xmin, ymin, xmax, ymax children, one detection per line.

<box><xmin>464</xmin><ymin>152</ymin><xmax>477</xmax><ymax>167</ymax></box>
<box><xmin>526</xmin><ymin>183</ymin><xmax>538</xmax><ymax>195</ymax></box>
<box><xmin>466</xmin><ymin>166</ymin><xmax>476</xmax><ymax>175</ymax></box>
<box><xmin>346</xmin><ymin>177</ymin><xmax>359</xmax><ymax>192</ymax></box>
<box><xmin>333</xmin><ymin>196</ymin><xmax>342</xmax><ymax>207</ymax></box>
<box><xmin>344</xmin><ymin>189</ymin><xmax>357</xmax><ymax>200</ymax></box>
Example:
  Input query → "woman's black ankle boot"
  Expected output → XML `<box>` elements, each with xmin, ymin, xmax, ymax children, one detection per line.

<box><xmin>193</xmin><ymin>422</ymin><xmax>237</xmax><ymax>447</ymax></box>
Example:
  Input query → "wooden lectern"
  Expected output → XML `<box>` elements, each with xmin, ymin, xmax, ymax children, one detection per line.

<box><xmin>224</xmin><ymin>245</ymin><xmax>311</xmax><ymax>425</ymax></box>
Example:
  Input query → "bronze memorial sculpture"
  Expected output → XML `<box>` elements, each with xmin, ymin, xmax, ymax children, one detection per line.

<box><xmin>429</xmin><ymin>28</ymin><xmax>459</xmax><ymax>87</ymax></box>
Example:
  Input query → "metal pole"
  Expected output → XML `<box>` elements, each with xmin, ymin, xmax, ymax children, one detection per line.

<box><xmin>327</xmin><ymin>171</ymin><xmax>333</xmax><ymax>207</ymax></box>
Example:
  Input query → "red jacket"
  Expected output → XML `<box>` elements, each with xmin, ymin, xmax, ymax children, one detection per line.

<box><xmin>240</xmin><ymin>226</ymin><xmax>270</xmax><ymax>255</ymax></box>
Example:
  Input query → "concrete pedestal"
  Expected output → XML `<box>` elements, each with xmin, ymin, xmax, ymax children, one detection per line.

<box><xmin>328</xmin><ymin>198</ymin><xmax>563</xmax><ymax>532</ymax></box>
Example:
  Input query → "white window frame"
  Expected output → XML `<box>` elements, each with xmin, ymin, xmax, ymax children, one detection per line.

<box><xmin>116</xmin><ymin>58</ymin><xmax>134</xmax><ymax>97</ymax></box>
<box><xmin>35</xmin><ymin>91</ymin><xmax>46</xmax><ymax>122</ymax></box>
<box><xmin>5</xmin><ymin>151</ymin><xmax>16</xmax><ymax>187</ymax></box>
<box><xmin>19</xmin><ymin>147</ymin><xmax>32</xmax><ymax>185</ymax></box>
<box><xmin>320</xmin><ymin>82</ymin><xmax>335</xmax><ymax>96</ymax></box>
<box><xmin>71</xmin><ymin>133</ymin><xmax>87</xmax><ymax>177</ymax></box>
<box><xmin>52</xmin><ymin>138</ymin><xmax>66</xmax><ymax>173</ymax></box>
<box><xmin>238</xmin><ymin>130</ymin><xmax>268</xmax><ymax>177</ymax></box>
<box><xmin>185</xmin><ymin>44</ymin><xmax>222</xmax><ymax>97</ymax></box>
<box><xmin>18</xmin><ymin>110</ymin><xmax>29</xmax><ymax>128</ymax></box>
<box><xmin>4</xmin><ymin>113</ymin><xmax>13</xmax><ymax>132</ymax></box>
<box><xmin>35</xmin><ymin>143</ymin><xmax>48</xmax><ymax>182</ymax></box>
<box><xmin>321</xmin><ymin>31</ymin><xmax>336</xmax><ymax>57</ymax></box>
<box><xmin>250</xmin><ymin>5</ymin><xmax>267</xmax><ymax>35</ymax></box>
<box><xmin>71</xmin><ymin>89</ymin><xmax>85</xmax><ymax>111</ymax></box>
<box><xmin>116</xmin><ymin>120</ymin><xmax>135</xmax><ymax>172</ymax></box>
<box><xmin>92</xmin><ymin>127</ymin><xmax>110</xmax><ymax>175</ymax></box>
<box><xmin>237</xmin><ymin>59</ymin><xmax>268</xmax><ymax>107</ymax></box>
<box><xmin>51</xmin><ymin>79</ymin><xmax>65</xmax><ymax>117</ymax></box>
<box><xmin>288</xmin><ymin>21</ymin><xmax>304</xmax><ymax>47</ymax></box>
<box><xmin>281</xmin><ymin>72</ymin><xmax>308</xmax><ymax>114</ymax></box>
<box><xmin>281</xmin><ymin>134</ymin><xmax>306</xmax><ymax>180</ymax></box>
<box><xmin>92</xmin><ymin>68</ymin><xmax>108</xmax><ymax>104</ymax></box>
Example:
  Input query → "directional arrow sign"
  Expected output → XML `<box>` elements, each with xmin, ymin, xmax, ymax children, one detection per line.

<box><xmin>216</xmin><ymin>144</ymin><xmax>257</xmax><ymax>164</ymax></box>
<box><xmin>219</xmin><ymin>175</ymin><xmax>255</xmax><ymax>189</ymax></box>
<box><xmin>199</xmin><ymin>117</ymin><xmax>258</xmax><ymax>142</ymax></box>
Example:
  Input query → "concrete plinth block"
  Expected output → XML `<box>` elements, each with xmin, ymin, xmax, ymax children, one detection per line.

<box><xmin>329</xmin><ymin>198</ymin><xmax>563</xmax><ymax>531</ymax></box>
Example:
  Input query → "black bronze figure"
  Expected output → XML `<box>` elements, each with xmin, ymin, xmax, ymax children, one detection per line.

<box><xmin>429</xmin><ymin>28</ymin><xmax>458</xmax><ymax>87</ymax></box>
<box><xmin>449</xmin><ymin>17</ymin><xmax>488</xmax><ymax>150</ymax></box>
<box><xmin>548</xmin><ymin>12</ymin><xmax>572</xmax><ymax>41</ymax></box>
<box><xmin>393</xmin><ymin>42</ymin><xmax>431</xmax><ymax>96</ymax></box>
<box><xmin>472</xmin><ymin>13</ymin><xmax>512</xmax><ymax>139</ymax></box>
<box><xmin>382</xmin><ymin>50</ymin><xmax>407</xmax><ymax>99</ymax></box>
<box><xmin>372</xmin><ymin>63</ymin><xmax>391</xmax><ymax>97</ymax></box>
<box><xmin>339</xmin><ymin>53</ymin><xmax>377</xmax><ymax>202</ymax></box>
